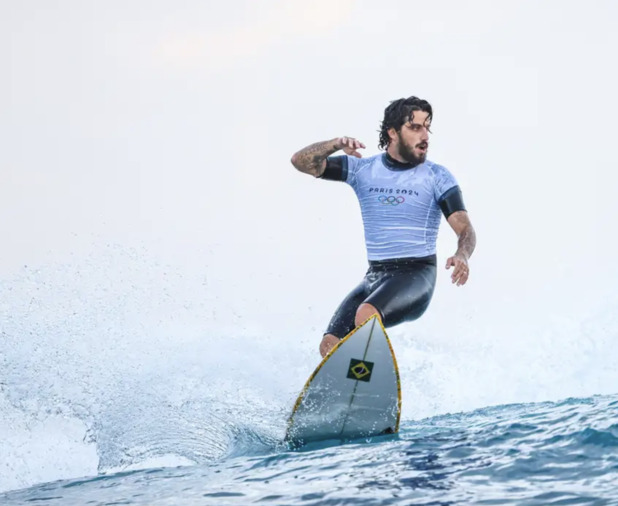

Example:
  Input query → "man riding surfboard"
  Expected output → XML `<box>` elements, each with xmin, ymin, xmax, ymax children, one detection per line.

<box><xmin>291</xmin><ymin>96</ymin><xmax>476</xmax><ymax>357</ymax></box>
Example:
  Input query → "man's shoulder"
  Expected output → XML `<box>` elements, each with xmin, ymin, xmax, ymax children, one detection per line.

<box><xmin>347</xmin><ymin>152</ymin><xmax>384</xmax><ymax>173</ymax></box>
<box><xmin>424</xmin><ymin>159</ymin><xmax>448</xmax><ymax>172</ymax></box>
<box><xmin>423</xmin><ymin>160</ymin><xmax>460</xmax><ymax>196</ymax></box>
<box><xmin>358</xmin><ymin>152</ymin><xmax>383</xmax><ymax>166</ymax></box>
<box><xmin>422</xmin><ymin>160</ymin><xmax>455</xmax><ymax>178</ymax></box>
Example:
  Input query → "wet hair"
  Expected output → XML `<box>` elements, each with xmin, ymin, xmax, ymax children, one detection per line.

<box><xmin>378</xmin><ymin>96</ymin><xmax>433</xmax><ymax>150</ymax></box>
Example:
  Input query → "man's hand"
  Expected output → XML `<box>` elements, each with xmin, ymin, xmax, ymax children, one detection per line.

<box><xmin>335</xmin><ymin>137</ymin><xmax>365</xmax><ymax>158</ymax></box>
<box><xmin>446</xmin><ymin>253</ymin><xmax>469</xmax><ymax>286</ymax></box>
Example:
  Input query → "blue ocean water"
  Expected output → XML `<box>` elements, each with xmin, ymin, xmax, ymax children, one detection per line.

<box><xmin>2</xmin><ymin>394</ymin><xmax>618</xmax><ymax>505</ymax></box>
<box><xmin>2</xmin><ymin>250</ymin><xmax>618</xmax><ymax>504</ymax></box>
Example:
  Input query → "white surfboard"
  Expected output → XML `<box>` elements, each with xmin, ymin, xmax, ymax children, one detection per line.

<box><xmin>285</xmin><ymin>316</ymin><xmax>401</xmax><ymax>447</ymax></box>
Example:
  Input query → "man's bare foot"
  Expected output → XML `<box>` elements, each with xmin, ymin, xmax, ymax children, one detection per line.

<box><xmin>319</xmin><ymin>334</ymin><xmax>340</xmax><ymax>357</ymax></box>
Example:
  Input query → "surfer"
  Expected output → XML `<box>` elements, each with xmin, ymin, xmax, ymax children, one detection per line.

<box><xmin>291</xmin><ymin>96</ymin><xmax>477</xmax><ymax>357</ymax></box>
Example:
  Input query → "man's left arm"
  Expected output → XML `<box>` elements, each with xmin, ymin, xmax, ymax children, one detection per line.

<box><xmin>445</xmin><ymin>210</ymin><xmax>476</xmax><ymax>286</ymax></box>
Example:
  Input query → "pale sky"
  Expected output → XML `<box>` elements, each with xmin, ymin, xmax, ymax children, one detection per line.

<box><xmin>3</xmin><ymin>0</ymin><xmax>618</xmax><ymax>338</ymax></box>
<box><xmin>5</xmin><ymin>2</ymin><xmax>618</xmax><ymax>493</ymax></box>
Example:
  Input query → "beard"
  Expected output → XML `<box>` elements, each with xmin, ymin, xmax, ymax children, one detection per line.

<box><xmin>397</xmin><ymin>138</ymin><xmax>427</xmax><ymax>166</ymax></box>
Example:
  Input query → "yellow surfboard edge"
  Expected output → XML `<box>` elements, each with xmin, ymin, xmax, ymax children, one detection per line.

<box><xmin>284</xmin><ymin>314</ymin><xmax>402</xmax><ymax>443</ymax></box>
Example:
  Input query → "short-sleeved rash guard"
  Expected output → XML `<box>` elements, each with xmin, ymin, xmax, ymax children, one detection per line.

<box><xmin>321</xmin><ymin>152</ymin><xmax>465</xmax><ymax>261</ymax></box>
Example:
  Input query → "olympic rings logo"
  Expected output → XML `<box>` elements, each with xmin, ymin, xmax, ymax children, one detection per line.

<box><xmin>378</xmin><ymin>196</ymin><xmax>405</xmax><ymax>205</ymax></box>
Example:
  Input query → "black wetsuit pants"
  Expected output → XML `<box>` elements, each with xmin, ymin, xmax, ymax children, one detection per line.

<box><xmin>326</xmin><ymin>255</ymin><xmax>437</xmax><ymax>338</ymax></box>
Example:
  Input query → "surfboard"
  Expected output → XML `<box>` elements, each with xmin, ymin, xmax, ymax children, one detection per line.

<box><xmin>285</xmin><ymin>316</ymin><xmax>401</xmax><ymax>447</ymax></box>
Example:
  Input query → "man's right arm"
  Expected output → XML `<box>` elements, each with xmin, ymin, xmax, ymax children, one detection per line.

<box><xmin>290</xmin><ymin>137</ymin><xmax>365</xmax><ymax>177</ymax></box>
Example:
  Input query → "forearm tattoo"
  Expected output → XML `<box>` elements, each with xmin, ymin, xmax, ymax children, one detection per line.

<box><xmin>292</xmin><ymin>139</ymin><xmax>339</xmax><ymax>177</ymax></box>
<box><xmin>456</xmin><ymin>225</ymin><xmax>477</xmax><ymax>260</ymax></box>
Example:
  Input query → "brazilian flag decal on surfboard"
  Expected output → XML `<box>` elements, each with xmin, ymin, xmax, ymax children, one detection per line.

<box><xmin>347</xmin><ymin>359</ymin><xmax>374</xmax><ymax>382</ymax></box>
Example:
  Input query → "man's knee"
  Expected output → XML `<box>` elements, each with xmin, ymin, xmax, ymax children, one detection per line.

<box><xmin>354</xmin><ymin>303</ymin><xmax>381</xmax><ymax>327</ymax></box>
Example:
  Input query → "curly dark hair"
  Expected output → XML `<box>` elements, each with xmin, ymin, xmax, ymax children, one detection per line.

<box><xmin>378</xmin><ymin>96</ymin><xmax>433</xmax><ymax>150</ymax></box>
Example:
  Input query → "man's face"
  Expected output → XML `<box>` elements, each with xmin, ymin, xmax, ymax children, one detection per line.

<box><xmin>391</xmin><ymin>110</ymin><xmax>431</xmax><ymax>165</ymax></box>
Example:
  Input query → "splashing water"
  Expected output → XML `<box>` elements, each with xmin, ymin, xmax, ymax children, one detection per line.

<box><xmin>1</xmin><ymin>245</ymin><xmax>618</xmax><ymax>495</ymax></box>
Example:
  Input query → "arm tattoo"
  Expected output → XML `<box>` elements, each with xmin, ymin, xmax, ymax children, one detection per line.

<box><xmin>291</xmin><ymin>139</ymin><xmax>340</xmax><ymax>177</ymax></box>
<box><xmin>456</xmin><ymin>224</ymin><xmax>476</xmax><ymax>260</ymax></box>
<box><xmin>448</xmin><ymin>211</ymin><xmax>476</xmax><ymax>260</ymax></box>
